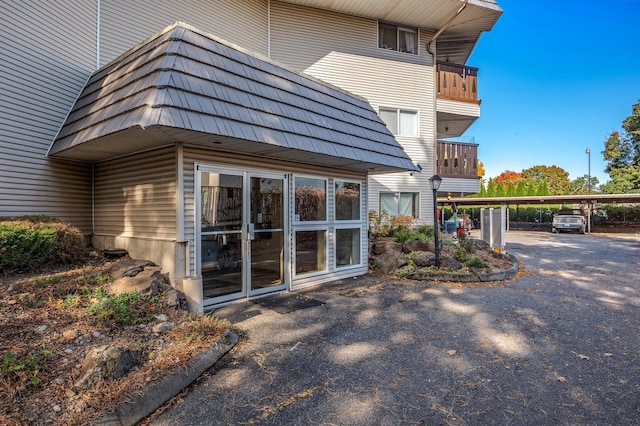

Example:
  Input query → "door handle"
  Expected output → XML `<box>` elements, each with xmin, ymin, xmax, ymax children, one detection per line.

<box><xmin>247</xmin><ymin>223</ymin><xmax>255</xmax><ymax>240</ymax></box>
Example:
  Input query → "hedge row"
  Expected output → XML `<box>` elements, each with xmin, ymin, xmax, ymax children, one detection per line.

<box><xmin>0</xmin><ymin>216</ymin><xmax>85</xmax><ymax>273</ymax></box>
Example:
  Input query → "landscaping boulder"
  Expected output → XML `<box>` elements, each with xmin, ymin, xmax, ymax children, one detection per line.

<box><xmin>375</xmin><ymin>251</ymin><xmax>408</xmax><ymax>274</ymax></box>
<box><xmin>109</xmin><ymin>259</ymin><xmax>157</xmax><ymax>279</ymax></box>
<box><xmin>371</xmin><ymin>241</ymin><xmax>402</xmax><ymax>256</ymax></box>
<box><xmin>402</xmin><ymin>240</ymin><xmax>435</xmax><ymax>254</ymax></box>
<box><xmin>74</xmin><ymin>346</ymin><xmax>137</xmax><ymax>390</ymax></box>
<box><xmin>443</xmin><ymin>256</ymin><xmax>463</xmax><ymax>270</ymax></box>
<box><xmin>412</xmin><ymin>251</ymin><xmax>436</xmax><ymax>267</ymax></box>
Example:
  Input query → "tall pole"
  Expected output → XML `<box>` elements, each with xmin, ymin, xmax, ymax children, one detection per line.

<box><xmin>586</xmin><ymin>147</ymin><xmax>591</xmax><ymax>234</ymax></box>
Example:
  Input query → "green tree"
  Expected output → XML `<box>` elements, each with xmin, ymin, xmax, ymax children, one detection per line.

<box><xmin>536</xmin><ymin>180</ymin><xmax>549</xmax><ymax>196</ymax></box>
<box><xmin>486</xmin><ymin>178</ymin><xmax>497</xmax><ymax>197</ymax></box>
<box><xmin>506</xmin><ymin>182</ymin><xmax>516</xmax><ymax>197</ymax></box>
<box><xmin>479</xmin><ymin>180</ymin><xmax>487</xmax><ymax>197</ymax></box>
<box><xmin>522</xmin><ymin>165</ymin><xmax>570</xmax><ymax>195</ymax></box>
<box><xmin>526</xmin><ymin>181</ymin><xmax>538</xmax><ymax>196</ymax></box>
<box><xmin>516</xmin><ymin>180</ymin><xmax>527</xmax><ymax>196</ymax></box>
<box><xmin>496</xmin><ymin>183</ymin><xmax>505</xmax><ymax>197</ymax></box>
<box><xmin>568</xmin><ymin>175</ymin><xmax>600</xmax><ymax>194</ymax></box>
<box><xmin>602</xmin><ymin>100</ymin><xmax>640</xmax><ymax>193</ymax></box>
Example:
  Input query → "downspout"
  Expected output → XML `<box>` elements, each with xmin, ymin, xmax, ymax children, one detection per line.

<box><xmin>267</xmin><ymin>0</ymin><xmax>271</xmax><ymax>58</ymax></box>
<box><xmin>425</xmin><ymin>0</ymin><xmax>468</xmax><ymax>224</ymax></box>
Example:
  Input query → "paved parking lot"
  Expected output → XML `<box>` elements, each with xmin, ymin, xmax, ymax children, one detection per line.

<box><xmin>149</xmin><ymin>231</ymin><xmax>640</xmax><ymax>425</ymax></box>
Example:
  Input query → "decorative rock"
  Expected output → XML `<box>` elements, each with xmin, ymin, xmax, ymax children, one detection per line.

<box><xmin>92</xmin><ymin>331</ymin><xmax>102</xmax><ymax>339</ymax></box>
<box><xmin>104</xmin><ymin>248</ymin><xmax>129</xmax><ymax>259</ymax></box>
<box><xmin>74</xmin><ymin>346</ymin><xmax>137</xmax><ymax>390</ymax></box>
<box><xmin>109</xmin><ymin>259</ymin><xmax>156</xmax><ymax>279</ymax></box>
<box><xmin>375</xmin><ymin>251</ymin><xmax>408</xmax><ymax>275</ymax></box>
<box><xmin>402</xmin><ymin>240</ymin><xmax>435</xmax><ymax>254</ymax></box>
<box><xmin>89</xmin><ymin>251</ymin><xmax>99</xmax><ymax>258</ymax></box>
<box><xmin>476</xmin><ymin>239</ymin><xmax>490</xmax><ymax>250</ymax></box>
<box><xmin>164</xmin><ymin>289</ymin><xmax>187</xmax><ymax>310</ymax></box>
<box><xmin>65</xmin><ymin>389</ymin><xmax>76</xmax><ymax>399</ymax></box>
<box><xmin>412</xmin><ymin>251</ymin><xmax>436</xmax><ymax>267</ymax></box>
<box><xmin>152</xmin><ymin>322</ymin><xmax>174</xmax><ymax>334</ymax></box>
<box><xmin>54</xmin><ymin>378</ymin><xmax>65</xmax><ymax>385</ymax></box>
<box><xmin>444</xmin><ymin>256</ymin><xmax>464</xmax><ymax>270</ymax></box>
<box><xmin>63</xmin><ymin>329</ymin><xmax>79</xmax><ymax>340</ymax></box>
<box><xmin>372</xmin><ymin>241</ymin><xmax>402</xmax><ymax>256</ymax></box>
<box><xmin>53</xmin><ymin>405</ymin><xmax>62</xmax><ymax>413</ymax></box>
<box><xmin>154</xmin><ymin>314</ymin><xmax>169</xmax><ymax>322</ymax></box>
<box><xmin>107</xmin><ymin>266</ymin><xmax>165</xmax><ymax>296</ymax></box>
<box><xmin>64</xmin><ymin>348</ymin><xmax>74</xmax><ymax>354</ymax></box>
<box><xmin>36</xmin><ymin>325</ymin><xmax>48</xmax><ymax>333</ymax></box>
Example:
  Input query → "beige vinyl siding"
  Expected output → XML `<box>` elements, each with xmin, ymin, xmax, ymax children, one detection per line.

<box><xmin>437</xmin><ymin>98</ymin><xmax>481</xmax><ymax>118</ymax></box>
<box><xmin>0</xmin><ymin>1</ymin><xmax>96</xmax><ymax>230</ymax></box>
<box><xmin>99</xmin><ymin>0</ymin><xmax>268</xmax><ymax>66</ymax></box>
<box><xmin>440</xmin><ymin>177</ymin><xmax>481</xmax><ymax>196</ymax></box>
<box><xmin>270</xmin><ymin>2</ymin><xmax>437</xmax><ymax>223</ymax></box>
<box><xmin>94</xmin><ymin>147</ymin><xmax>177</xmax><ymax>239</ymax></box>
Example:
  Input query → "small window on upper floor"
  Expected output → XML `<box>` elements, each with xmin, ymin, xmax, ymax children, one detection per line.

<box><xmin>379</xmin><ymin>108</ymin><xmax>418</xmax><ymax>137</ymax></box>
<box><xmin>379</xmin><ymin>22</ymin><xmax>418</xmax><ymax>54</ymax></box>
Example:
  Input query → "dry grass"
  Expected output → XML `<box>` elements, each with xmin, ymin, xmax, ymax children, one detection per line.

<box><xmin>0</xmin><ymin>256</ymin><xmax>232</xmax><ymax>425</ymax></box>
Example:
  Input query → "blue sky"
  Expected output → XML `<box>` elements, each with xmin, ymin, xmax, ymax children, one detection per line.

<box><xmin>466</xmin><ymin>0</ymin><xmax>640</xmax><ymax>185</ymax></box>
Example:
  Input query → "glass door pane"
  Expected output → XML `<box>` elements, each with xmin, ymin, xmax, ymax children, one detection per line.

<box><xmin>249</xmin><ymin>176</ymin><xmax>285</xmax><ymax>292</ymax></box>
<box><xmin>200</xmin><ymin>172</ymin><xmax>244</xmax><ymax>299</ymax></box>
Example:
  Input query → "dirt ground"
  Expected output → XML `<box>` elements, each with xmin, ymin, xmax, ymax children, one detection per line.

<box><xmin>0</xmin><ymin>256</ymin><xmax>228</xmax><ymax>426</ymax></box>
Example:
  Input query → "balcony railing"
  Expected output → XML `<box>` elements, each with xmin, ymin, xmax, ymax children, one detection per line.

<box><xmin>437</xmin><ymin>63</ymin><xmax>480</xmax><ymax>104</ymax></box>
<box><xmin>437</xmin><ymin>141</ymin><xmax>479</xmax><ymax>179</ymax></box>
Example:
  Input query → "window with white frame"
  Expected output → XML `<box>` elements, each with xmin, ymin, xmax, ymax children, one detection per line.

<box><xmin>335</xmin><ymin>227</ymin><xmax>361</xmax><ymax>268</ymax></box>
<box><xmin>294</xmin><ymin>176</ymin><xmax>327</xmax><ymax>222</ymax></box>
<box><xmin>380</xmin><ymin>192</ymin><xmax>419</xmax><ymax>218</ymax></box>
<box><xmin>379</xmin><ymin>108</ymin><xmax>418</xmax><ymax>137</ymax></box>
<box><xmin>335</xmin><ymin>181</ymin><xmax>361</xmax><ymax>221</ymax></box>
<box><xmin>378</xmin><ymin>22</ymin><xmax>418</xmax><ymax>54</ymax></box>
<box><xmin>295</xmin><ymin>229</ymin><xmax>327</xmax><ymax>274</ymax></box>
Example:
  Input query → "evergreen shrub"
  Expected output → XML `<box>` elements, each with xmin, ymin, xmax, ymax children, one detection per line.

<box><xmin>0</xmin><ymin>216</ymin><xmax>85</xmax><ymax>273</ymax></box>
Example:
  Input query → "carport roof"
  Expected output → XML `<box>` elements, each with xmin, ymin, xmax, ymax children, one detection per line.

<box><xmin>49</xmin><ymin>22</ymin><xmax>416</xmax><ymax>174</ymax></box>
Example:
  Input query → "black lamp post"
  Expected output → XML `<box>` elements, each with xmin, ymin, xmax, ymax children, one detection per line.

<box><xmin>429</xmin><ymin>175</ymin><xmax>442</xmax><ymax>267</ymax></box>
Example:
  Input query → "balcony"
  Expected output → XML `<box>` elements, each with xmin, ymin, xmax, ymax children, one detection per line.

<box><xmin>436</xmin><ymin>141</ymin><xmax>478</xmax><ymax>179</ymax></box>
<box><xmin>437</xmin><ymin>63</ymin><xmax>480</xmax><ymax>104</ymax></box>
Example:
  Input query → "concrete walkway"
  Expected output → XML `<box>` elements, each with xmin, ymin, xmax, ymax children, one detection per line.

<box><xmin>148</xmin><ymin>231</ymin><xmax>640</xmax><ymax>425</ymax></box>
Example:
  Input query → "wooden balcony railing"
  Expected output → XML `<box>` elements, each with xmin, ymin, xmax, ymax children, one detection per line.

<box><xmin>437</xmin><ymin>63</ymin><xmax>480</xmax><ymax>104</ymax></box>
<box><xmin>437</xmin><ymin>141</ymin><xmax>479</xmax><ymax>179</ymax></box>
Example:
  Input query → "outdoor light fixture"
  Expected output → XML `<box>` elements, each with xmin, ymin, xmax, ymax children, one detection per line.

<box><xmin>429</xmin><ymin>175</ymin><xmax>442</xmax><ymax>267</ymax></box>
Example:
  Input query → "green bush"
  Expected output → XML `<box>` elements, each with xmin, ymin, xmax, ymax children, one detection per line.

<box><xmin>394</xmin><ymin>229</ymin><xmax>415</xmax><ymax>243</ymax></box>
<box><xmin>457</xmin><ymin>233</ymin><xmax>477</xmax><ymax>253</ymax></box>
<box><xmin>88</xmin><ymin>288</ymin><xmax>155</xmax><ymax>327</ymax></box>
<box><xmin>466</xmin><ymin>256</ymin><xmax>490</xmax><ymax>269</ymax></box>
<box><xmin>416</xmin><ymin>225</ymin><xmax>435</xmax><ymax>239</ymax></box>
<box><xmin>0</xmin><ymin>216</ymin><xmax>85</xmax><ymax>273</ymax></box>
<box><xmin>453</xmin><ymin>246</ymin><xmax>469</xmax><ymax>263</ymax></box>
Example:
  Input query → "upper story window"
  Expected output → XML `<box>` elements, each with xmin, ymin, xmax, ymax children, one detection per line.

<box><xmin>378</xmin><ymin>22</ymin><xmax>418</xmax><ymax>54</ymax></box>
<box><xmin>379</xmin><ymin>108</ymin><xmax>418</xmax><ymax>137</ymax></box>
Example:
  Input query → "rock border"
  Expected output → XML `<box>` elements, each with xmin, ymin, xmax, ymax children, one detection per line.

<box><xmin>94</xmin><ymin>330</ymin><xmax>239</xmax><ymax>426</ymax></box>
<box><xmin>405</xmin><ymin>253</ymin><xmax>519</xmax><ymax>282</ymax></box>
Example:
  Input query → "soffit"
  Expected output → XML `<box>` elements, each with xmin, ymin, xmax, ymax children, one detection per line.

<box><xmin>277</xmin><ymin>0</ymin><xmax>503</xmax><ymax>64</ymax></box>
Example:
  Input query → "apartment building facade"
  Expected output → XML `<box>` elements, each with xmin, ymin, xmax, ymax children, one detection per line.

<box><xmin>0</xmin><ymin>0</ymin><xmax>501</xmax><ymax>307</ymax></box>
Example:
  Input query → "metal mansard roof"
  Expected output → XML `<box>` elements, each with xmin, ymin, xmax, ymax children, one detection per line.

<box><xmin>49</xmin><ymin>22</ymin><xmax>416</xmax><ymax>174</ymax></box>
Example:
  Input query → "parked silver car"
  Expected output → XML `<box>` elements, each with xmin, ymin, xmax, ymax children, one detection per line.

<box><xmin>552</xmin><ymin>209</ymin><xmax>586</xmax><ymax>234</ymax></box>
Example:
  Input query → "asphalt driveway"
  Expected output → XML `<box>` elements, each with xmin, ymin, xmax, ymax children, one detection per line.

<box><xmin>149</xmin><ymin>231</ymin><xmax>640</xmax><ymax>425</ymax></box>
